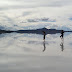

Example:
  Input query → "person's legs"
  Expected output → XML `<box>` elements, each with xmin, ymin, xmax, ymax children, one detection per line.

<box><xmin>60</xmin><ymin>35</ymin><xmax>62</xmax><ymax>37</ymax></box>
<box><xmin>44</xmin><ymin>35</ymin><xmax>45</xmax><ymax>40</ymax></box>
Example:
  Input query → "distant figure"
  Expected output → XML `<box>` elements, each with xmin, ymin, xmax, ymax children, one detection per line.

<box><xmin>43</xmin><ymin>40</ymin><xmax>46</xmax><ymax>52</ymax></box>
<box><xmin>60</xmin><ymin>30</ymin><xmax>64</xmax><ymax>38</ymax></box>
<box><xmin>42</xmin><ymin>31</ymin><xmax>46</xmax><ymax>40</ymax></box>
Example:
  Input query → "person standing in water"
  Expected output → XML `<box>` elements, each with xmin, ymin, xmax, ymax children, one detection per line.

<box><xmin>60</xmin><ymin>30</ymin><xmax>64</xmax><ymax>51</ymax></box>
<box><xmin>60</xmin><ymin>30</ymin><xmax>64</xmax><ymax>39</ymax></box>
<box><xmin>42</xmin><ymin>31</ymin><xmax>46</xmax><ymax>52</ymax></box>
<box><xmin>42</xmin><ymin>31</ymin><xmax>46</xmax><ymax>40</ymax></box>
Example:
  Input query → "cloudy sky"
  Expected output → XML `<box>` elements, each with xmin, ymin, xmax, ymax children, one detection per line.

<box><xmin>0</xmin><ymin>0</ymin><xmax>72</xmax><ymax>30</ymax></box>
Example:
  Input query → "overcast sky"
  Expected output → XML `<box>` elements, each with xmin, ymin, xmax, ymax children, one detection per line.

<box><xmin>0</xmin><ymin>0</ymin><xmax>72</xmax><ymax>30</ymax></box>
<box><xmin>0</xmin><ymin>0</ymin><xmax>72</xmax><ymax>8</ymax></box>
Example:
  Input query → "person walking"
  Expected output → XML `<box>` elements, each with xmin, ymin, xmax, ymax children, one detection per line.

<box><xmin>42</xmin><ymin>31</ymin><xmax>46</xmax><ymax>40</ymax></box>
<box><xmin>60</xmin><ymin>30</ymin><xmax>64</xmax><ymax>38</ymax></box>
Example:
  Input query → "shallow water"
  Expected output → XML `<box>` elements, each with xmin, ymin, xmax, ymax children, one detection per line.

<box><xmin>0</xmin><ymin>32</ymin><xmax>72</xmax><ymax>72</ymax></box>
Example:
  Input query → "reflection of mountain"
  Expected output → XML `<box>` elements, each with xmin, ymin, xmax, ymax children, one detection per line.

<box><xmin>0</xmin><ymin>28</ymin><xmax>72</xmax><ymax>35</ymax></box>
<box><xmin>0</xmin><ymin>30</ymin><xmax>14</xmax><ymax>34</ymax></box>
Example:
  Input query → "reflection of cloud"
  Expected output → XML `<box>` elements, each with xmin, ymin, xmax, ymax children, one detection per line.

<box><xmin>28</xmin><ymin>41</ymin><xmax>42</xmax><ymax>45</ymax></box>
<box><xmin>16</xmin><ymin>44</ymin><xmax>32</xmax><ymax>52</ymax></box>
<box><xmin>27</xmin><ymin>40</ymin><xmax>55</xmax><ymax>45</ymax></box>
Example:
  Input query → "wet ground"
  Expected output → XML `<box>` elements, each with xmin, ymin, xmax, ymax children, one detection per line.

<box><xmin>0</xmin><ymin>32</ymin><xmax>72</xmax><ymax>72</ymax></box>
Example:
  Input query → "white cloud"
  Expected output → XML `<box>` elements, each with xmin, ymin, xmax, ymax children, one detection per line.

<box><xmin>0</xmin><ymin>0</ymin><xmax>72</xmax><ymax>10</ymax></box>
<box><xmin>0</xmin><ymin>0</ymin><xmax>72</xmax><ymax>30</ymax></box>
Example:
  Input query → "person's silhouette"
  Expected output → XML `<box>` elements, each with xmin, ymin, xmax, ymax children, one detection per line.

<box><xmin>60</xmin><ymin>30</ymin><xmax>64</xmax><ymax>39</ymax></box>
<box><xmin>42</xmin><ymin>31</ymin><xmax>46</xmax><ymax>40</ymax></box>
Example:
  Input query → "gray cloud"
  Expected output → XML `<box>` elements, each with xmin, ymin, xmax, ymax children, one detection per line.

<box><xmin>0</xmin><ymin>5</ymin><xmax>36</xmax><ymax>11</ymax></box>
<box><xmin>0</xmin><ymin>0</ymin><xmax>72</xmax><ymax>31</ymax></box>
<box><xmin>6</xmin><ymin>0</ymin><xmax>72</xmax><ymax>7</ymax></box>
<box><xmin>0</xmin><ymin>0</ymin><xmax>72</xmax><ymax>11</ymax></box>
<box><xmin>27</xmin><ymin>18</ymin><xmax>56</xmax><ymax>23</ymax></box>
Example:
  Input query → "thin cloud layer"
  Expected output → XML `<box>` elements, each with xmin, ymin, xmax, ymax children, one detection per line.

<box><xmin>0</xmin><ymin>0</ymin><xmax>72</xmax><ymax>10</ymax></box>
<box><xmin>0</xmin><ymin>0</ymin><xmax>72</xmax><ymax>30</ymax></box>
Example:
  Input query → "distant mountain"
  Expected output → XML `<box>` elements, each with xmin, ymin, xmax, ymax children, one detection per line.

<box><xmin>0</xmin><ymin>27</ymin><xmax>72</xmax><ymax>35</ymax></box>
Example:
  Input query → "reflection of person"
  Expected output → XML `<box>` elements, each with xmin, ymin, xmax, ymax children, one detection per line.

<box><xmin>43</xmin><ymin>40</ymin><xmax>46</xmax><ymax>52</ymax></box>
<box><xmin>60</xmin><ymin>37</ymin><xmax>64</xmax><ymax>51</ymax></box>
<box><xmin>60</xmin><ymin>30</ymin><xmax>64</xmax><ymax>39</ymax></box>
<box><xmin>60</xmin><ymin>42</ymin><xmax>64</xmax><ymax>51</ymax></box>
<box><xmin>42</xmin><ymin>31</ymin><xmax>46</xmax><ymax>40</ymax></box>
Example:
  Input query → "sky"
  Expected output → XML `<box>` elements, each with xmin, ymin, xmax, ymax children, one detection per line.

<box><xmin>1</xmin><ymin>1</ymin><xmax>72</xmax><ymax>72</ymax></box>
<box><xmin>0</xmin><ymin>0</ymin><xmax>72</xmax><ymax>30</ymax></box>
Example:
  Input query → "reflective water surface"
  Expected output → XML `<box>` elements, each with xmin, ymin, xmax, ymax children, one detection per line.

<box><xmin>0</xmin><ymin>33</ymin><xmax>72</xmax><ymax>72</ymax></box>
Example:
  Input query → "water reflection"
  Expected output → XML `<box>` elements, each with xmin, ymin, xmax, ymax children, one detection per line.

<box><xmin>42</xmin><ymin>30</ymin><xmax>65</xmax><ymax>52</ymax></box>
<box><xmin>42</xmin><ymin>37</ymin><xmax>64</xmax><ymax>52</ymax></box>
<box><xmin>0</xmin><ymin>32</ymin><xmax>66</xmax><ymax>52</ymax></box>
<box><xmin>60</xmin><ymin>30</ymin><xmax>64</xmax><ymax>51</ymax></box>
<box><xmin>60</xmin><ymin>38</ymin><xmax>64</xmax><ymax>51</ymax></box>
<box><xmin>43</xmin><ymin>40</ymin><xmax>46</xmax><ymax>52</ymax></box>
<box><xmin>42</xmin><ymin>32</ymin><xmax>65</xmax><ymax>52</ymax></box>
